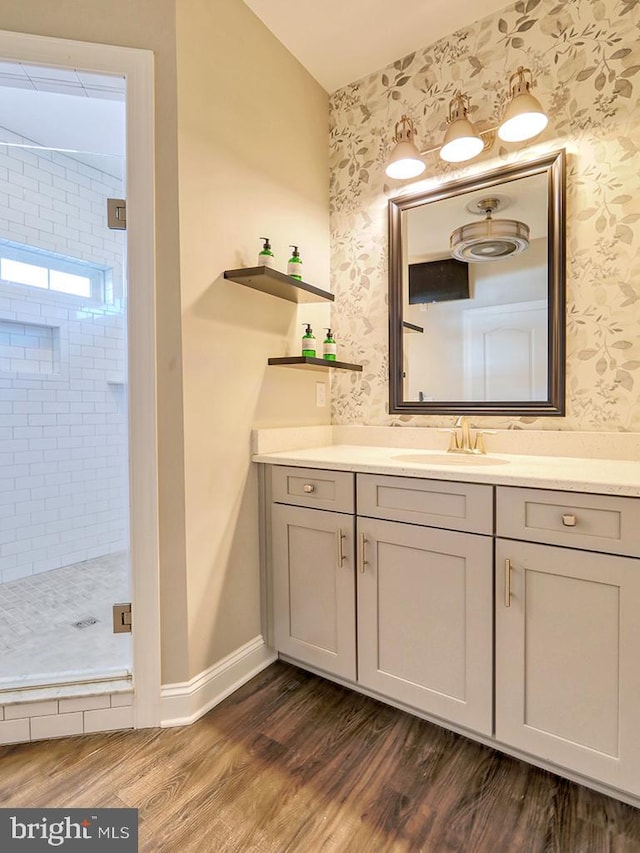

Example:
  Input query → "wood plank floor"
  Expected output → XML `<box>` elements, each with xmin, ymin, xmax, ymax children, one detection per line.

<box><xmin>1</xmin><ymin>661</ymin><xmax>640</xmax><ymax>852</ymax></box>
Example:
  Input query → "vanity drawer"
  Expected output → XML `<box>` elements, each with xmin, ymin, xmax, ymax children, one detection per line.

<box><xmin>496</xmin><ymin>486</ymin><xmax>640</xmax><ymax>557</ymax></box>
<box><xmin>357</xmin><ymin>473</ymin><xmax>493</xmax><ymax>534</ymax></box>
<box><xmin>271</xmin><ymin>466</ymin><xmax>354</xmax><ymax>513</ymax></box>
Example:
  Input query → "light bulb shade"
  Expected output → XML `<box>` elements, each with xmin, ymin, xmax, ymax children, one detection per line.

<box><xmin>385</xmin><ymin>139</ymin><xmax>426</xmax><ymax>179</ymax></box>
<box><xmin>499</xmin><ymin>68</ymin><xmax>548</xmax><ymax>142</ymax></box>
<box><xmin>450</xmin><ymin>217</ymin><xmax>530</xmax><ymax>262</ymax></box>
<box><xmin>439</xmin><ymin>118</ymin><xmax>484</xmax><ymax>163</ymax></box>
<box><xmin>498</xmin><ymin>92</ymin><xmax>548</xmax><ymax>141</ymax></box>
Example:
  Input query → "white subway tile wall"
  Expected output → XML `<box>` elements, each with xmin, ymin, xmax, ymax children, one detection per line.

<box><xmin>0</xmin><ymin>717</ymin><xmax>30</xmax><ymax>744</ymax></box>
<box><xmin>0</xmin><ymin>692</ymin><xmax>134</xmax><ymax>744</ymax></box>
<box><xmin>0</xmin><ymin>128</ymin><xmax>127</xmax><ymax>583</ymax></box>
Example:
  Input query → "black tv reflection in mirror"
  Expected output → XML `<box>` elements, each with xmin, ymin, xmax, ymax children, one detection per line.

<box><xmin>408</xmin><ymin>258</ymin><xmax>469</xmax><ymax>304</ymax></box>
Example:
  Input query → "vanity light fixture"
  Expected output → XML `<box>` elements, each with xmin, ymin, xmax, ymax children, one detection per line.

<box><xmin>384</xmin><ymin>67</ymin><xmax>548</xmax><ymax>178</ymax></box>
<box><xmin>385</xmin><ymin>115</ymin><xmax>426</xmax><ymax>179</ymax></box>
<box><xmin>439</xmin><ymin>93</ymin><xmax>485</xmax><ymax>163</ymax></box>
<box><xmin>498</xmin><ymin>66</ymin><xmax>548</xmax><ymax>142</ymax></box>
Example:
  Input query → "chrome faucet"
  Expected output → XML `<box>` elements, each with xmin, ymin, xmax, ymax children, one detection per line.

<box><xmin>440</xmin><ymin>415</ymin><xmax>495</xmax><ymax>455</ymax></box>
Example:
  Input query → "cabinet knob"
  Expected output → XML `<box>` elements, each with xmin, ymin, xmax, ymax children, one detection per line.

<box><xmin>303</xmin><ymin>483</ymin><xmax>315</xmax><ymax>493</ymax></box>
<box><xmin>562</xmin><ymin>513</ymin><xmax>577</xmax><ymax>527</ymax></box>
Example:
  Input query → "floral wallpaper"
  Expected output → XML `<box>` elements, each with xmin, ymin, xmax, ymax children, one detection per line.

<box><xmin>329</xmin><ymin>0</ymin><xmax>640</xmax><ymax>431</ymax></box>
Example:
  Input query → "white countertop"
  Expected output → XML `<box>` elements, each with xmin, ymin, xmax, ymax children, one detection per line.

<box><xmin>252</xmin><ymin>444</ymin><xmax>640</xmax><ymax>497</ymax></box>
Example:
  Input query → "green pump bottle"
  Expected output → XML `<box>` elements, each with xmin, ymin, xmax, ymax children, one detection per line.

<box><xmin>323</xmin><ymin>328</ymin><xmax>337</xmax><ymax>361</ymax></box>
<box><xmin>258</xmin><ymin>237</ymin><xmax>275</xmax><ymax>268</ymax></box>
<box><xmin>287</xmin><ymin>245</ymin><xmax>303</xmax><ymax>280</ymax></box>
<box><xmin>301</xmin><ymin>324</ymin><xmax>316</xmax><ymax>358</ymax></box>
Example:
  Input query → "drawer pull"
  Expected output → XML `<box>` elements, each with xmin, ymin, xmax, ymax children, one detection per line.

<box><xmin>562</xmin><ymin>513</ymin><xmax>577</xmax><ymax>527</ymax></box>
<box><xmin>504</xmin><ymin>558</ymin><xmax>511</xmax><ymax>608</ymax></box>
<box><xmin>337</xmin><ymin>529</ymin><xmax>345</xmax><ymax>567</ymax></box>
<box><xmin>359</xmin><ymin>533</ymin><xmax>368</xmax><ymax>574</ymax></box>
<box><xmin>303</xmin><ymin>483</ymin><xmax>315</xmax><ymax>493</ymax></box>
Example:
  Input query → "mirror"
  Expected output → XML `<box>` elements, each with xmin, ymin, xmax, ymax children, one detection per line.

<box><xmin>388</xmin><ymin>150</ymin><xmax>566</xmax><ymax>416</ymax></box>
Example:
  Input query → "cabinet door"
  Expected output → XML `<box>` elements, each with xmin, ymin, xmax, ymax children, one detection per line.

<box><xmin>496</xmin><ymin>538</ymin><xmax>640</xmax><ymax>796</ymax></box>
<box><xmin>357</xmin><ymin>518</ymin><xmax>493</xmax><ymax>735</ymax></box>
<box><xmin>272</xmin><ymin>504</ymin><xmax>356</xmax><ymax>679</ymax></box>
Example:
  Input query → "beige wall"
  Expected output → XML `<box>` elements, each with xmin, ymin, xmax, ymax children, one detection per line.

<box><xmin>0</xmin><ymin>1</ymin><xmax>189</xmax><ymax>682</ymax></box>
<box><xmin>175</xmin><ymin>0</ymin><xmax>330</xmax><ymax>677</ymax></box>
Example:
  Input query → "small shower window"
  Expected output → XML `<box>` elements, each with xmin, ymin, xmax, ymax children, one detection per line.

<box><xmin>0</xmin><ymin>239</ymin><xmax>107</xmax><ymax>300</ymax></box>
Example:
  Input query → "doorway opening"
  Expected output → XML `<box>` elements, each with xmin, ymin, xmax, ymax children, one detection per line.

<box><xmin>0</xmin><ymin>61</ymin><xmax>130</xmax><ymax>690</ymax></box>
<box><xmin>0</xmin><ymin>32</ymin><xmax>159</xmax><ymax>729</ymax></box>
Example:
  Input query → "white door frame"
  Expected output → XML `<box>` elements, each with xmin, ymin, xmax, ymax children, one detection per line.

<box><xmin>0</xmin><ymin>30</ymin><xmax>161</xmax><ymax>726</ymax></box>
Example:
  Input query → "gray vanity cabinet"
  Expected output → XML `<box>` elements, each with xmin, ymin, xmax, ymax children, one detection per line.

<box><xmin>357</xmin><ymin>516</ymin><xmax>493</xmax><ymax>735</ymax></box>
<box><xmin>355</xmin><ymin>473</ymin><xmax>494</xmax><ymax>735</ymax></box>
<box><xmin>269</xmin><ymin>467</ymin><xmax>494</xmax><ymax>735</ymax></box>
<box><xmin>495</xmin><ymin>487</ymin><xmax>640</xmax><ymax>797</ymax></box>
<box><xmin>266</xmin><ymin>463</ymin><xmax>640</xmax><ymax>804</ymax></box>
<box><xmin>270</xmin><ymin>468</ymin><xmax>356</xmax><ymax>680</ymax></box>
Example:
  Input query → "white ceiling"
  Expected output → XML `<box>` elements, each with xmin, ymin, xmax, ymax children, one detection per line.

<box><xmin>243</xmin><ymin>0</ymin><xmax>516</xmax><ymax>92</ymax></box>
<box><xmin>0</xmin><ymin>61</ymin><xmax>125</xmax><ymax>178</ymax></box>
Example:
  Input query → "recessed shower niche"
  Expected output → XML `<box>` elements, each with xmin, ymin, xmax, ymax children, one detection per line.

<box><xmin>0</xmin><ymin>319</ymin><xmax>60</xmax><ymax>376</ymax></box>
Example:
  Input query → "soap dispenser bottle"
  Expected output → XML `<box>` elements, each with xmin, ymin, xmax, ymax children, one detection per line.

<box><xmin>301</xmin><ymin>324</ymin><xmax>316</xmax><ymax>358</ymax></box>
<box><xmin>323</xmin><ymin>328</ymin><xmax>337</xmax><ymax>361</ymax></box>
<box><xmin>258</xmin><ymin>237</ymin><xmax>275</xmax><ymax>268</ymax></box>
<box><xmin>287</xmin><ymin>245</ymin><xmax>303</xmax><ymax>280</ymax></box>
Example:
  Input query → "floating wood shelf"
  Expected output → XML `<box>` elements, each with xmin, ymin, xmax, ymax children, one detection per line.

<box><xmin>403</xmin><ymin>321</ymin><xmax>424</xmax><ymax>333</ymax></box>
<box><xmin>267</xmin><ymin>357</ymin><xmax>362</xmax><ymax>372</ymax></box>
<box><xmin>224</xmin><ymin>266</ymin><xmax>334</xmax><ymax>303</ymax></box>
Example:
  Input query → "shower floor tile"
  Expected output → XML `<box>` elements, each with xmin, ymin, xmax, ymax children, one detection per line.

<box><xmin>0</xmin><ymin>552</ymin><xmax>131</xmax><ymax>690</ymax></box>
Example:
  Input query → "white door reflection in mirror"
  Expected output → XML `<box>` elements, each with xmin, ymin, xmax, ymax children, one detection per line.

<box><xmin>463</xmin><ymin>300</ymin><xmax>547</xmax><ymax>401</ymax></box>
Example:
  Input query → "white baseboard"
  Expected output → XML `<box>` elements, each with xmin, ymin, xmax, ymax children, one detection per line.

<box><xmin>160</xmin><ymin>636</ymin><xmax>276</xmax><ymax>727</ymax></box>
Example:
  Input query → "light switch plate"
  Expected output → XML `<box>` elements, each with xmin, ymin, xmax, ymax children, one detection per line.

<box><xmin>315</xmin><ymin>382</ymin><xmax>327</xmax><ymax>407</ymax></box>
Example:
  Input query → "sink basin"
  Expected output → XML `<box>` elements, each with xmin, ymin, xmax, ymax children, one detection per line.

<box><xmin>393</xmin><ymin>453</ymin><xmax>510</xmax><ymax>466</ymax></box>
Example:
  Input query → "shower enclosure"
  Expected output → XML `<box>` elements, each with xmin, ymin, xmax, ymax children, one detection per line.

<box><xmin>0</xmin><ymin>61</ymin><xmax>132</xmax><ymax>691</ymax></box>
